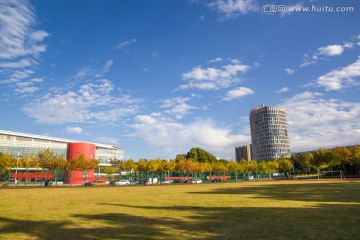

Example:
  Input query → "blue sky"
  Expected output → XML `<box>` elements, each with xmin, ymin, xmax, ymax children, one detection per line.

<box><xmin>0</xmin><ymin>0</ymin><xmax>359</xmax><ymax>160</ymax></box>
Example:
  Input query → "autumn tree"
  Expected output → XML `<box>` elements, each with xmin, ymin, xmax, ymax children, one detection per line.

<box><xmin>71</xmin><ymin>153</ymin><xmax>99</xmax><ymax>184</ymax></box>
<box><xmin>310</xmin><ymin>148</ymin><xmax>333</xmax><ymax>171</ymax></box>
<box><xmin>278</xmin><ymin>158</ymin><xmax>293</xmax><ymax>177</ymax></box>
<box><xmin>103</xmin><ymin>166</ymin><xmax>116</xmax><ymax>182</ymax></box>
<box><xmin>19</xmin><ymin>154</ymin><xmax>37</xmax><ymax>169</ymax></box>
<box><xmin>38</xmin><ymin>148</ymin><xmax>56</xmax><ymax>169</ymax></box>
<box><xmin>350</xmin><ymin>145</ymin><xmax>360</xmax><ymax>175</ymax></box>
<box><xmin>0</xmin><ymin>153</ymin><xmax>15</xmax><ymax>173</ymax></box>
<box><xmin>332</xmin><ymin>146</ymin><xmax>351</xmax><ymax>174</ymax></box>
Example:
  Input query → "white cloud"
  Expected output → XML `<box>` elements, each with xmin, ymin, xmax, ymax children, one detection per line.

<box><xmin>208</xmin><ymin>57</ymin><xmax>223</xmax><ymax>63</ymax></box>
<box><xmin>23</xmin><ymin>79</ymin><xmax>142</xmax><ymax>124</ymax></box>
<box><xmin>15</xmin><ymin>86</ymin><xmax>38</xmax><ymax>94</ymax></box>
<box><xmin>208</xmin><ymin>0</ymin><xmax>258</xmax><ymax>19</ymax></box>
<box><xmin>159</xmin><ymin>97</ymin><xmax>195</xmax><ymax>119</ymax></box>
<box><xmin>116</xmin><ymin>38</ymin><xmax>137</xmax><ymax>49</ymax></box>
<box><xmin>129</xmin><ymin>114</ymin><xmax>249</xmax><ymax>158</ymax></box>
<box><xmin>0</xmin><ymin>58</ymin><xmax>37</xmax><ymax>68</ymax></box>
<box><xmin>315</xmin><ymin>56</ymin><xmax>360</xmax><ymax>91</ymax></box>
<box><xmin>317</xmin><ymin>45</ymin><xmax>344</xmax><ymax>56</ymax></box>
<box><xmin>285</xmin><ymin>68</ymin><xmax>295</xmax><ymax>75</ymax></box>
<box><xmin>66</xmin><ymin>127</ymin><xmax>83</xmax><ymax>134</ymax></box>
<box><xmin>30</xmin><ymin>30</ymin><xmax>49</xmax><ymax>42</ymax></box>
<box><xmin>276</xmin><ymin>87</ymin><xmax>289</xmax><ymax>93</ymax></box>
<box><xmin>281</xmin><ymin>91</ymin><xmax>360</xmax><ymax>151</ymax></box>
<box><xmin>102</xmin><ymin>59</ymin><xmax>113</xmax><ymax>73</ymax></box>
<box><xmin>179</xmin><ymin>59</ymin><xmax>250</xmax><ymax>90</ymax></box>
<box><xmin>222</xmin><ymin>87</ymin><xmax>254</xmax><ymax>101</ymax></box>
<box><xmin>301</xmin><ymin>39</ymin><xmax>356</xmax><ymax>67</ymax></box>
<box><xmin>74</xmin><ymin>67</ymin><xmax>92</xmax><ymax>80</ymax></box>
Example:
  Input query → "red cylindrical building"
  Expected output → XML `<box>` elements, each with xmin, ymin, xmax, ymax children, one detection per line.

<box><xmin>65</xmin><ymin>142</ymin><xmax>96</xmax><ymax>185</ymax></box>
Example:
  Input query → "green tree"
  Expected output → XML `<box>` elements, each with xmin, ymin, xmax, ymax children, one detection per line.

<box><xmin>186</xmin><ymin>148</ymin><xmax>217</xmax><ymax>163</ymax></box>
<box><xmin>292</xmin><ymin>153</ymin><xmax>313</xmax><ymax>174</ymax></box>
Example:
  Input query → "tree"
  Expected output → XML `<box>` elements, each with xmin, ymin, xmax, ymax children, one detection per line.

<box><xmin>19</xmin><ymin>154</ymin><xmax>38</xmax><ymax>169</ymax></box>
<box><xmin>311</xmin><ymin>148</ymin><xmax>333</xmax><ymax>171</ymax></box>
<box><xmin>38</xmin><ymin>148</ymin><xmax>56</xmax><ymax>169</ymax></box>
<box><xmin>257</xmin><ymin>161</ymin><xmax>269</xmax><ymax>177</ymax></box>
<box><xmin>186</xmin><ymin>148</ymin><xmax>217</xmax><ymax>163</ymax></box>
<box><xmin>137</xmin><ymin>159</ymin><xmax>148</xmax><ymax>183</ymax></box>
<box><xmin>350</xmin><ymin>145</ymin><xmax>360</xmax><ymax>175</ymax></box>
<box><xmin>137</xmin><ymin>159</ymin><xmax>147</xmax><ymax>171</ymax></box>
<box><xmin>71</xmin><ymin>153</ymin><xmax>99</xmax><ymax>184</ymax></box>
<box><xmin>278</xmin><ymin>158</ymin><xmax>293</xmax><ymax>177</ymax></box>
<box><xmin>124</xmin><ymin>159</ymin><xmax>137</xmax><ymax>180</ymax></box>
<box><xmin>332</xmin><ymin>146</ymin><xmax>351</xmax><ymax>174</ymax></box>
<box><xmin>228</xmin><ymin>160</ymin><xmax>239</xmax><ymax>181</ymax></box>
<box><xmin>0</xmin><ymin>153</ymin><xmax>15</xmax><ymax>173</ymax></box>
<box><xmin>103</xmin><ymin>166</ymin><xmax>116</xmax><ymax>183</ymax></box>
<box><xmin>266</xmin><ymin>160</ymin><xmax>279</xmax><ymax>179</ymax></box>
<box><xmin>47</xmin><ymin>154</ymin><xmax>66</xmax><ymax>171</ymax></box>
<box><xmin>292</xmin><ymin>153</ymin><xmax>313</xmax><ymax>174</ymax></box>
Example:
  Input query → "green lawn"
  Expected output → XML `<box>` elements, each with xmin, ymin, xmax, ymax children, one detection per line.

<box><xmin>0</xmin><ymin>179</ymin><xmax>359</xmax><ymax>240</ymax></box>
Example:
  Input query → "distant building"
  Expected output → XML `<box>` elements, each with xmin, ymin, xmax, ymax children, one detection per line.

<box><xmin>249</xmin><ymin>105</ymin><xmax>291</xmax><ymax>161</ymax></box>
<box><xmin>235</xmin><ymin>145</ymin><xmax>252</xmax><ymax>162</ymax></box>
<box><xmin>0</xmin><ymin>129</ymin><xmax>124</xmax><ymax>163</ymax></box>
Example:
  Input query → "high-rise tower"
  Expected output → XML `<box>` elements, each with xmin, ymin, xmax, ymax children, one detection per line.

<box><xmin>249</xmin><ymin>105</ymin><xmax>290</xmax><ymax>161</ymax></box>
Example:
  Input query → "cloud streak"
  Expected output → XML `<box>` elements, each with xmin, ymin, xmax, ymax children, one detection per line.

<box><xmin>23</xmin><ymin>79</ymin><xmax>142</xmax><ymax>124</ymax></box>
<box><xmin>0</xmin><ymin>0</ymin><xmax>49</xmax><ymax>96</ymax></box>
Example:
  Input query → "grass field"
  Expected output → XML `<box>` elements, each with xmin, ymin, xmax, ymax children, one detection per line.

<box><xmin>0</xmin><ymin>179</ymin><xmax>359</xmax><ymax>240</ymax></box>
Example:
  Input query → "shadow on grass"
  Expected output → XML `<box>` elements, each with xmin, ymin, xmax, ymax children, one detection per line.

<box><xmin>190</xmin><ymin>181</ymin><xmax>360</xmax><ymax>203</ymax></box>
<box><xmin>1</xmin><ymin>203</ymin><xmax>359</xmax><ymax>239</ymax></box>
<box><xmin>0</xmin><ymin>182</ymin><xmax>359</xmax><ymax>239</ymax></box>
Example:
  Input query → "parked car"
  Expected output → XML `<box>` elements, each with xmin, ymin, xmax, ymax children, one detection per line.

<box><xmin>84</xmin><ymin>180</ymin><xmax>107</xmax><ymax>186</ymax></box>
<box><xmin>130</xmin><ymin>181</ymin><xmax>138</xmax><ymax>185</ymax></box>
<box><xmin>246</xmin><ymin>176</ymin><xmax>254</xmax><ymax>181</ymax></box>
<box><xmin>114</xmin><ymin>180</ymin><xmax>130</xmax><ymax>186</ymax></box>
<box><xmin>191</xmin><ymin>179</ymin><xmax>202</xmax><ymax>184</ymax></box>
<box><xmin>162</xmin><ymin>180</ymin><xmax>173</xmax><ymax>184</ymax></box>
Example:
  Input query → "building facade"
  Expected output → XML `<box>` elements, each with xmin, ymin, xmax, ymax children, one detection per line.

<box><xmin>0</xmin><ymin>130</ymin><xmax>124</xmax><ymax>163</ymax></box>
<box><xmin>235</xmin><ymin>145</ymin><xmax>252</xmax><ymax>162</ymax></box>
<box><xmin>249</xmin><ymin>105</ymin><xmax>290</xmax><ymax>161</ymax></box>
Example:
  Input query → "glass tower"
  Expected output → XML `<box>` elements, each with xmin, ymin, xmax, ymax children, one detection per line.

<box><xmin>249</xmin><ymin>105</ymin><xmax>290</xmax><ymax>161</ymax></box>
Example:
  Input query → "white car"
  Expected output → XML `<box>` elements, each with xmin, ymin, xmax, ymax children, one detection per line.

<box><xmin>191</xmin><ymin>179</ymin><xmax>202</xmax><ymax>184</ymax></box>
<box><xmin>114</xmin><ymin>180</ymin><xmax>130</xmax><ymax>186</ymax></box>
<box><xmin>246</xmin><ymin>176</ymin><xmax>254</xmax><ymax>181</ymax></box>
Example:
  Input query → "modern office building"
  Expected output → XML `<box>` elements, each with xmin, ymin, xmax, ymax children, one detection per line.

<box><xmin>249</xmin><ymin>105</ymin><xmax>290</xmax><ymax>161</ymax></box>
<box><xmin>235</xmin><ymin>144</ymin><xmax>252</xmax><ymax>162</ymax></box>
<box><xmin>0</xmin><ymin>129</ymin><xmax>124</xmax><ymax>163</ymax></box>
